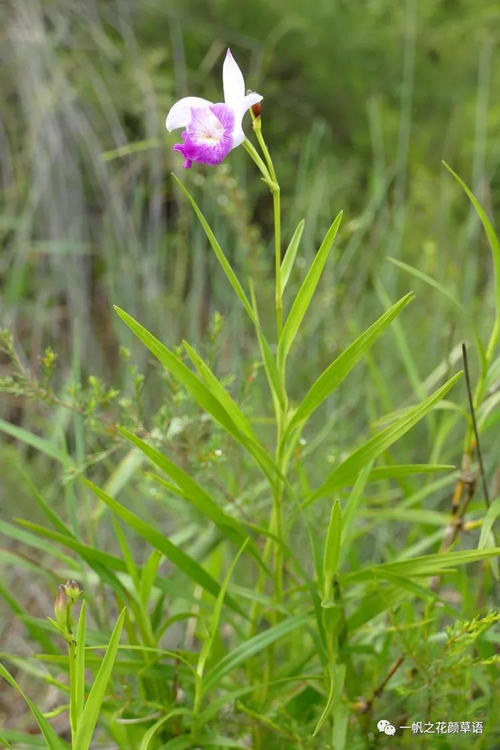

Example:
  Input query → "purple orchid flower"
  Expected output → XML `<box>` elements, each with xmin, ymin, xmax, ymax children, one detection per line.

<box><xmin>166</xmin><ymin>49</ymin><xmax>263</xmax><ymax>169</ymax></box>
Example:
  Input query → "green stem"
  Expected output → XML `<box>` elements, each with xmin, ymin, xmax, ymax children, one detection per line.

<box><xmin>68</xmin><ymin>639</ymin><xmax>77</xmax><ymax>741</ymax></box>
<box><xmin>244</xmin><ymin>126</ymin><xmax>287</xmax><ymax>714</ymax></box>
<box><xmin>251</xmin><ymin>118</ymin><xmax>282</xmax><ymax>338</ymax></box>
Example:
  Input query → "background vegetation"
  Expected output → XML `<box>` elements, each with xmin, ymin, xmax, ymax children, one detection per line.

<box><xmin>1</xmin><ymin>0</ymin><xmax>499</xmax><ymax>747</ymax></box>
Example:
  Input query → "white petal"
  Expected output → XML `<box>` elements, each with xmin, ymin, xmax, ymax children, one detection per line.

<box><xmin>229</xmin><ymin>93</ymin><xmax>263</xmax><ymax>149</ymax></box>
<box><xmin>239</xmin><ymin>92</ymin><xmax>263</xmax><ymax>114</ymax></box>
<box><xmin>231</xmin><ymin>125</ymin><xmax>246</xmax><ymax>149</ymax></box>
<box><xmin>222</xmin><ymin>49</ymin><xmax>245</xmax><ymax>108</ymax></box>
<box><xmin>166</xmin><ymin>96</ymin><xmax>213</xmax><ymax>131</ymax></box>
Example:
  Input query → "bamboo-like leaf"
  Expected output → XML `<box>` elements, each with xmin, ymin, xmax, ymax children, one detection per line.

<box><xmin>0</xmin><ymin>663</ymin><xmax>68</xmax><ymax>750</ymax></box>
<box><xmin>478</xmin><ymin>497</ymin><xmax>500</xmax><ymax>550</ymax></box>
<box><xmin>202</xmin><ymin>613</ymin><xmax>309</xmax><ymax>695</ymax></box>
<box><xmin>171</xmin><ymin>173</ymin><xmax>256</xmax><ymax>323</ymax></box>
<box><xmin>368</xmin><ymin>463</ymin><xmax>454</xmax><ymax>480</ymax></box>
<box><xmin>114</xmin><ymin>306</ymin><xmax>278</xmax><ymax>484</ymax></box>
<box><xmin>138</xmin><ymin>708</ymin><xmax>191</xmax><ymax>750</ymax></box>
<box><xmin>280</xmin><ymin>218</ymin><xmax>305</xmax><ymax>293</ymax></box>
<box><xmin>73</xmin><ymin>601</ymin><xmax>86</xmax><ymax>731</ymax></box>
<box><xmin>478</xmin><ymin>496</ymin><xmax>500</xmax><ymax>580</ymax></box>
<box><xmin>322</xmin><ymin>500</ymin><xmax>341</xmax><ymax>602</ymax></box>
<box><xmin>306</xmin><ymin>371</ymin><xmax>462</xmax><ymax>505</ymax></box>
<box><xmin>14</xmin><ymin>518</ymin><xmax>128</xmax><ymax>575</ymax></box>
<box><xmin>84</xmin><ymin>479</ymin><xmax>245</xmax><ymax>616</ymax></box>
<box><xmin>73</xmin><ymin>608</ymin><xmax>126</xmax><ymax>750</ymax></box>
<box><xmin>14</xmin><ymin>516</ymin><xmax>214</xmax><ymax>608</ymax></box>
<box><xmin>443</xmin><ymin>161</ymin><xmax>500</xmax><ymax>327</ymax></box>
<box><xmin>286</xmin><ymin>292</ymin><xmax>413</xmax><ymax>437</ymax></box>
<box><xmin>313</xmin><ymin>663</ymin><xmax>345</xmax><ymax>737</ymax></box>
<box><xmin>344</xmin><ymin>548</ymin><xmax>500</xmax><ymax>583</ymax></box>
<box><xmin>139</xmin><ymin>549</ymin><xmax>163</xmax><ymax>609</ymax></box>
<box><xmin>196</xmin><ymin>540</ymin><xmax>248</xmax><ymax>694</ymax></box>
<box><xmin>387</xmin><ymin>257</ymin><xmax>465</xmax><ymax>312</ymax></box>
<box><xmin>118</xmin><ymin>427</ymin><xmax>254</xmax><ymax>552</ymax></box>
<box><xmin>0</xmin><ymin>418</ymin><xmax>70</xmax><ymax>466</ymax></box>
<box><xmin>183</xmin><ymin>341</ymin><xmax>256</xmax><ymax>440</ymax></box>
<box><xmin>278</xmin><ymin>211</ymin><xmax>342</xmax><ymax>368</ymax></box>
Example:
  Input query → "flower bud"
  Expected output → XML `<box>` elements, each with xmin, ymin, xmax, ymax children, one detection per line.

<box><xmin>251</xmin><ymin>99</ymin><xmax>262</xmax><ymax>118</ymax></box>
<box><xmin>65</xmin><ymin>579</ymin><xmax>82</xmax><ymax>603</ymax></box>
<box><xmin>54</xmin><ymin>584</ymin><xmax>69</xmax><ymax>630</ymax></box>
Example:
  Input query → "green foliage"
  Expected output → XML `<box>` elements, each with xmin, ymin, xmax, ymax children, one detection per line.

<box><xmin>1</xmin><ymin>3</ymin><xmax>499</xmax><ymax>748</ymax></box>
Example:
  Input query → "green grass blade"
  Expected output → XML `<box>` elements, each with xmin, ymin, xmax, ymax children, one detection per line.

<box><xmin>18</xmin><ymin>468</ymin><xmax>73</xmax><ymax>535</ymax></box>
<box><xmin>114</xmin><ymin>306</ymin><xmax>278</xmax><ymax>485</ymax></box>
<box><xmin>443</xmin><ymin>161</ymin><xmax>500</xmax><ymax>341</ymax></box>
<box><xmin>0</xmin><ymin>418</ymin><xmax>70</xmax><ymax>466</ymax></box>
<box><xmin>73</xmin><ymin>608</ymin><xmax>126</xmax><ymax>750</ymax></box>
<box><xmin>278</xmin><ymin>211</ymin><xmax>342</xmax><ymax>368</ymax></box>
<box><xmin>14</xmin><ymin>518</ymin><xmax>127</xmax><ymax>575</ymax></box>
<box><xmin>286</xmin><ymin>292</ymin><xmax>413</xmax><ymax>436</ymax></box>
<box><xmin>196</xmin><ymin>540</ymin><xmax>248</xmax><ymax>696</ymax></box>
<box><xmin>118</xmin><ymin>427</ymin><xmax>254</xmax><ymax>551</ymax></box>
<box><xmin>183</xmin><ymin>341</ymin><xmax>257</xmax><ymax>441</ymax></box>
<box><xmin>322</xmin><ymin>499</ymin><xmax>341</xmax><ymax>602</ymax></box>
<box><xmin>0</xmin><ymin>663</ymin><xmax>68</xmax><ymax>750</ymax></box>
<box><xmin>478</xmin><ymin>496</ymin><xmax>500</xmax><ymax>550</ymax></box>
<box><xmin>307</xmin><ymin>371</ymin><xmax>462</xmax><ymax>505</ymax></box>
<box><xmin>73</xmin><ymin>601</ymin><xmax>86</xmax><ymax>733</ymax></box>
<box><xmin>171</xmin><ymin>173</ymin><xmax>256</xmax><ymax>324</ymax></box>
<box><xmin>344</xmin><ymin>548</ymin><xmax>500</xmax><ymax>583</ymax></box>
<box><xmin>478</xmin><ymin>496</ymin><xmax>500</xmax><ymax>580</ymax></box>
<box><xmin>84</xmin><ymin>479</ymin><xmax>245</xmax><ymax>616</ymax></box>
<box><xmin>312</xmin><ymin>663</ymin><xmax>346</xmax><ymax>737</ymax></box>
<box><xmin>387</xmin><ymin>257</ymin><xmax>465</xmax><ymax>312</ymax></box>
<box><xmin>368</xmin><ymin>463</ymin><xmax>455</xmax><ymax>480</ymax></box>
<box><xmin>139</xmin><ymin>549</ymin><xmax>163</xmax><ymax>609</ymax></box>
<box><xmin>281</xmin><ymin>218</ymin><xmax>305</xmax><ymax>293</ymax></box>
<box><xmin>138</xmin><ymin>708</ymin><xmax>191</xmax><ymax>750</ymax></box>
<box><xmin>202</xmin><ymin>613</ymin><xmax>309</xmax><ymax>695</ymax></box>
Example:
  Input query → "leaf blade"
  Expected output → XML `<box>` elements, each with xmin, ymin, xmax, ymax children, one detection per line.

<box><xmin>278</xmin><ymin>211</ymin><xmax>342</xmax><ymax>367</ymax></box>
<box><xmin>307</xmin><ymin>371</ymin><xmax>463</xmax><ymax>505</ymax></box>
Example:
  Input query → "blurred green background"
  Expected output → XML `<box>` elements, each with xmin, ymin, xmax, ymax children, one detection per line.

<box><xmin>2</xmin><ymin>0</ymin><xmax>500</xmax><ymax>539</ymax></box>
<box><xmin>2</xmin><ymin>0</ymin><xmax>499</xmax><ymax>375</ymax></box>
<box><xmin>1</xmin><ymin>0</ymin><xmax>500</xmax><ymax>739</ymax></box>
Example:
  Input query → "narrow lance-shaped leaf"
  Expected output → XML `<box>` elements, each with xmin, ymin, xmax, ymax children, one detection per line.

<box><xmin>202</xmin><ymin>613</ymin><xmax>310</xmax><ymax>695</ymax></box>
<box><xmin>278</xmin><ymin>211</ymin><xmax>343</xmax><ymax>368</ymax></box>
<box><xmin>183</xmin><ymin>340</ymin><xmax>256</xmax><ymax>441</ymax></box>
<box><xmin>443</xmin><ymin>161</ymin><xmax>500</xmax><ymax>340</ymax></box>
<box><xmin>83</xmin><ymin>479</ymin><xmax>246</xmax><ymax>617</ymax></box>
<box><xmin>313</xmin><ymin>663</ymin><xmax>346</xmax><ymax>738</ymax></box>
<box><xmin>114</xmin><ymin>306</ymin><xmax>278</xmax><ymax>485</ymax></box>
<box><xmin>280</xmin><ymin>218</ymin><xmax>305</xmax><ymax>293</ymax></box>
<box><xmin>368</xmin><ymin>463</ymin><xmax>455</xmax><ymax>480</ymax></box>
<box><xmin>285</xmin><ymin>292</ymin><xmax>414</xmax><ymax>439</ymax></box>
<box><xmin>0</xmin><ymin>663</ymin><xmax>68</xmax><ymax>750</ymax></box>
<box><xmin>0</xmin><ymin>418</ymin><xmax>70</xmax><ymax>466</ymax></box>
<box><xmin>343</xmin><ymin>547</ymin><xmax>500</xmax><ymax>584</ymax></box>
<box><xmin>171</xmin><ymin>173</ymin><xmax>256</xmax><ymax>324</ymax></box>
<box><xmin>73</xmin><ymin>608</ymin><xmax>126</xmax><ymax>750</ymax></box>
<box><xmin>196</xmin><ymin>540</ymin><xmax>249</xmax><ymax>703</ymax></box>
<box><xmin>118</xmin><ymin>427</ymin><xmax>260</xmax><ymax>558</ymax></box>
<box><xmin>322</xmin><ymin>499</ymin><xmax>342</xmax><ymax>603</ymax></box>
<box><xmin>73</xmin><ymin>601</ymin><xmax>86</xmax><ymax>732</ymax></box>
<box><xmin>306</xmin><ymin>371</ymin><xmax>463</xmax><ymax>505</ymax></box>
<box><xmin>387</xmin><ymin>257</ymin><xmax>464</xmax><ymax>312</ymax></box>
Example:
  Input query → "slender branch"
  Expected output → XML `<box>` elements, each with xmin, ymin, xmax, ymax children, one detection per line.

<box><xmin>462</xmin><ymin>342</ymin><xmax>490</xmax><ymax>507</ymax></box>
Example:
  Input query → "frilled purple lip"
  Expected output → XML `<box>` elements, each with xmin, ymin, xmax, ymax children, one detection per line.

<box><xmin>173</xmin><ymin>103</ymin><xmax>235</xmax><ymax>169</ymax></box>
